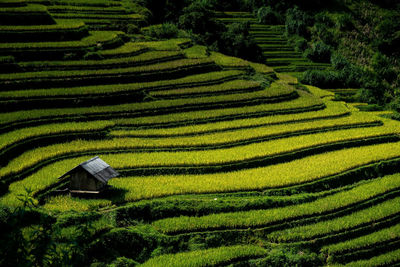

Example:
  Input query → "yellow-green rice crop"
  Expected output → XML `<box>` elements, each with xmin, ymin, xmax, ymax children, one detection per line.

<box><xmin>15</xmin><ymin>141</ymin><xmax>400</xmax><ymax>211</ymax></box>
<box><xmin>321</xmin><ymin>223</ymin><xmax>400</xmax><ymax>257</ymax></box>
<box><xmin>0</xmin><ymin>70</ymin><xmax>243</xmax><ymax>98</ymax></box>
<box><xmin>114</xmin><ymin>99</ymin><xmax>347</xmax><ymax>128</ymax></box>
<box><xmin>149</xmin><ymin>79</ymin><xmax>261</xmax><ymax>98</ymax></box>
<box><xmin>51</xmin><ymin>13</ymin><xmax>143</xmax><ymax>20</ymax></box>
<box><xmin>139</xmin><ymin>245</ymin><xmax>266</xmax><ymax>267</ymax></box>
<box><xmin>0</xmin><ymin>86</ymin><xmax>306</xmax><ymax>127</ymax></box>
<box><xmin>210</xmin><ymin>51</ymin><xmax>251</xmax><ymax>68</ymax></box>
<box><xmin>0</xmin><ymin>120</ymin><xmax>114</xmax><ymax>151</ymax></box>
<box><xmin>111</xmin><ymin>106</ymin><xmax>374</xmax><ymax>137</ymax></box>
<box><xmin>151</xmin><ymin>173</ymin><xmax>400</xmax><ymax>233</ymax></box>
<box><xmin>0</xmin><ymin>58</ymin><xmax>214</xmax><ymax>81</ymax></box>
<box><xmin>2</xmin><ymin>114</ymin><xmax>397</xmax><ymax>180</ymax></box>
<box><xmin>0</xmin><ymin>31</ymin><xmax>122</xmax><ymax>50</ymax></box>
<box><xmin>266</xmin><ymin>196</ymin><xmax>400</xmax><ymax>243</ymax></box>
<box><xmin>328</xmin><ymin>247</ymin><xmax>400</xmax><ymax>267</ymax></box>
<box><xmin>19</xmin><ymin>51</ymin><xmax>183</xmax><ymax>69</ymax></box>
<box><xmin>276</xmin><ymin>73</ymin><xmax>298</xmax><ymax>85</ymax></box>
<box><xmin>0</xmin><ymin>19</ymin><xmax>85</xmax><ymax>31</ymax></box>
<box><xmin>99</xmin><ymin>42</ymin><xmax>147</xmax><ymax>57</ymax></box>
<box><xmin>184</xmin><ymin>45</ymin><xmax>208</xmax><ymax>59</ymax></box>
<box><xmin>134</xmin><ymin>38</ymin><xmax>192</xmax><ymax>51</ymax></box>
<box><xmin>306</xmin><ymin>85</ymin><xmax>335</xmax><ymax>98</ymax></box>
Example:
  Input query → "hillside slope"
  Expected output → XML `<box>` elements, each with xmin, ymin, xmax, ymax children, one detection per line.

<box><xmin>1</xmin><ymin>1</ymin><xmax>400</xmax><ymax>266</ymax></box>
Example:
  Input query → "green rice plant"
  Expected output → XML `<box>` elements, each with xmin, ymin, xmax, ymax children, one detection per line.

<box><xmin>329</xmin><ymin>247</ymin><xmax>400</xmax><ymax>267</ymax></box>
<box><xmin>184</xmin><ymin>45</ymin><xmax>209</xmax><ymax>59</ymax></box>
<box><xmin>0</xmin><ymin>30</ymin><xmax>122</xmax><ymax>51</ymax></box>
<box><xmin>0</xmin><ymin>20</ymin><xmax>85</xmax><ymax>32</ymax></box>
<box><xmin>321</xmin><ymin>223</ymin><xmax>400</xmax><ymax>259</ymax></box>
<box><xmin>248</xmin><ymin>61</ymin><xmax>274</xmax><ymax>75</ymax></box>
<box><xmin>0</xmin><ymin>58</ymin><xmax>213</xmax><ymax>81</ymax></box>
<box><xmin>0</xmin><ymin>120</ymin><xmax>114</xmax><ymax>151</ymax></box>
<box><xmin>51</xmin><ymin>0</ymin><xmax>121</xmax><ymax>7</ymax></box>
<box><xmin>276</xmin><ymin>73</ymin><xmax>298</xmax><ymax>85</ymax></box>
<box><xmin>47</xmin><ymin>5</ymin><xmax>126</xmax><ymax>13</ymax></box>
<box><xmin>139</xmin><ymin>245</ymin><xmax>266</xmax><ymax>267</ymax></box>
<box><xmin>0</xmin><ymin>20</ymin><xmax>88</xmax><ymax>41</ymax></box>
<box><xmin>150</xmin><ymin>173</ymin><xmax>400</xmax><ymax>234</ymax></box>
<box><xmin>0</xmin><ymin>4</ymin><xmax>55</xmax><ymax>25</ymax></box>
<box><xmin>26</xmin><ymin>140</ymin><xmax>400</xmax><ymax>211</ymax></box>
<box><xmin>210</xmin><ymin>52</ymin><xmax>251</xmax><ymax>69</ymax></box>
<box><xmin>0</xmin><ymin>70</ymin><xmax>243</xmax><ymax>99</ymax></box>
<box><xmin>0</xmin><ymin>84</ymin><xmax>300</xmax><ymax>129</ymax></box>
<box><xmin>51</xmin><ymin>13</ymin><xmax>143</xmax><ymax>21</ymax></box>
<box><xmin>0</xmin><ymin>0</ymin><xmax>26</xmax><ymax>7</ymax></box>
<box><xmin>134</xmin><ymin>39</ymin><xmax>192</xmax><ymax>51</ymax></box>
<box><xmin>110</xmin><ymin>110</ymin><xmax>379</xmax><ymax>138</ymax></box>
<box><xmin>306</xmin><ymin>85</ymin><xmax>335</xmax><ymax>98</ymax></box>
<box><xmin>114</xmin><ymin>99</ymin><xmax>347</xmax><ymax>129</ymax></box>
<box><xmin>148</xmin><ymin>80</ymin><xmax>262</xmax><ymax>98</ymax></box>
<box><xmin>267</xmin><ymin>196</ymin><xmax>400</xmax><ymax>243</ymax></box>
<box><xmin>99</xmin><ymin>42</ymin><xmax>148</xmax><ymax>58</ymax></box>
<box><xmin>0</xmin><ymin>4</ymin><xmax>48</xmax><ymax>14</ymax></box>
<box><xmin>19</xmin><ymin>51</ymin><xmax>184</xmax><ymax>71</ymax></box>
<box><xmin>0</xmin><ymin>58</ymin><xmax>216</xmax><ymax>89</ymax></box>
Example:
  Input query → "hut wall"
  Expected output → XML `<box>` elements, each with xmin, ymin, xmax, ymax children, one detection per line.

<box><xmin>70</xmin><ymin>169</ymin><xmax>98</xmax><ymax>191</ymax></box>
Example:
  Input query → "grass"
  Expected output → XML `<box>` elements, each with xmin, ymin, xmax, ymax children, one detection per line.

<box><xmin>139</xmin><ymin>245</ymin><xmax>266</xmax><ymax>267</ymax></box>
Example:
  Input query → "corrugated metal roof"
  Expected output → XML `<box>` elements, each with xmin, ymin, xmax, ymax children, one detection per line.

<box><xmin>80</xmin><ymin>156</ymin><xmax>119</xmax><ymax>183</ymax></box>
<box><xmin>58</xmin><ymin>156</ymin><xmax>119</xmax><ymax>183</ymax></box>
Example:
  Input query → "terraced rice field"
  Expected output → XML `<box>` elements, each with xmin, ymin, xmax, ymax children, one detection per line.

<box><xmin>2</xmin><ymin>2</ymin><xmax>400</xmax><ymax>266</ymax></box>
<box><xmin>217</xmin><ymin>11</ymin><xmax>331</xmax><ymax>74</ymax></box>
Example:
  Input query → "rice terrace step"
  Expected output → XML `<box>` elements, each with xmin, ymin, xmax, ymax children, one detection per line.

<box><xmin>0</xmin><ymin>2</ymin><xmax>400</xmax><ymax>267</ymax></box>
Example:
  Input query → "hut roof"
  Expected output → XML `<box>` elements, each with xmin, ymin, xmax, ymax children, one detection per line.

<box><xmin>58</xmin><ymin>156</ymin><xmax>119</xmax><ymax>183</ymax></box>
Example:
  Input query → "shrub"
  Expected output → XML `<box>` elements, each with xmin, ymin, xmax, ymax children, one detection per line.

<box><xmin>249</xmin><ymin>247</ymin><xmax>321</xmax><ymax>267</ymax></box>
<box><xmin>126</xmin><ymin>24</ymin><xmax>139</xmax><ymax>34</ymax></box>
<box><xmin>330</xmin><ymin>52</ymin><xmax>349</xmax><ymax>70</ymax></box>
<box><xmin>312</xmin><ymin>22</ymin><xmax>336</xmax><ymax>46</ymax></box>
<box><xmin>294</xmin><ymin>36</ymin><xmax>307</xmax><ymax>52</ymax></box>
<box><xmin>304</xmin><ymin>41</ymin><xmax>331</xmax><ymax>63</ymax></box>
<box><xmin>147</xmin><ymin>23</ymin><xmax>179</xmax><ymax>39</ymax></box>
<box><xmin>315</xmin><ymin>11</ymin><xmax>334</xmax><ymax>27</ymax></box>
<box><xmin>219</xmin><ymin>22</ymin><xmax>264</xmax><ymax>62</ymax></box>
<box><xmin>257</xmin><ymin>6</ymin><xmax>279</xmax><ymax>24</ymax></box>
<box><xmin>300</xmin><ymin>69</ymin><xmax>341</xmax><ymax>88</ymax></box>
<box><xmin>336</xmin><ymin>13</ymin><xmax>353</xmax><ymax>31</ymax></box>
<box><xmin>285</xmin><ymin>6</ymin><xmax>311</xmax><ymax>37</ymax></box>
<box><xmin>371</xmin><ymin>52</ymin><xmax>397</xmax><ymax>83</ymax></box>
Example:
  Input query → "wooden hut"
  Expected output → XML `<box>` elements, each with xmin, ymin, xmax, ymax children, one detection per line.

<box><xmin>58</xmin><ymin>156</ymin><xmax>119</xmax><ymax>194</ymax></box>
